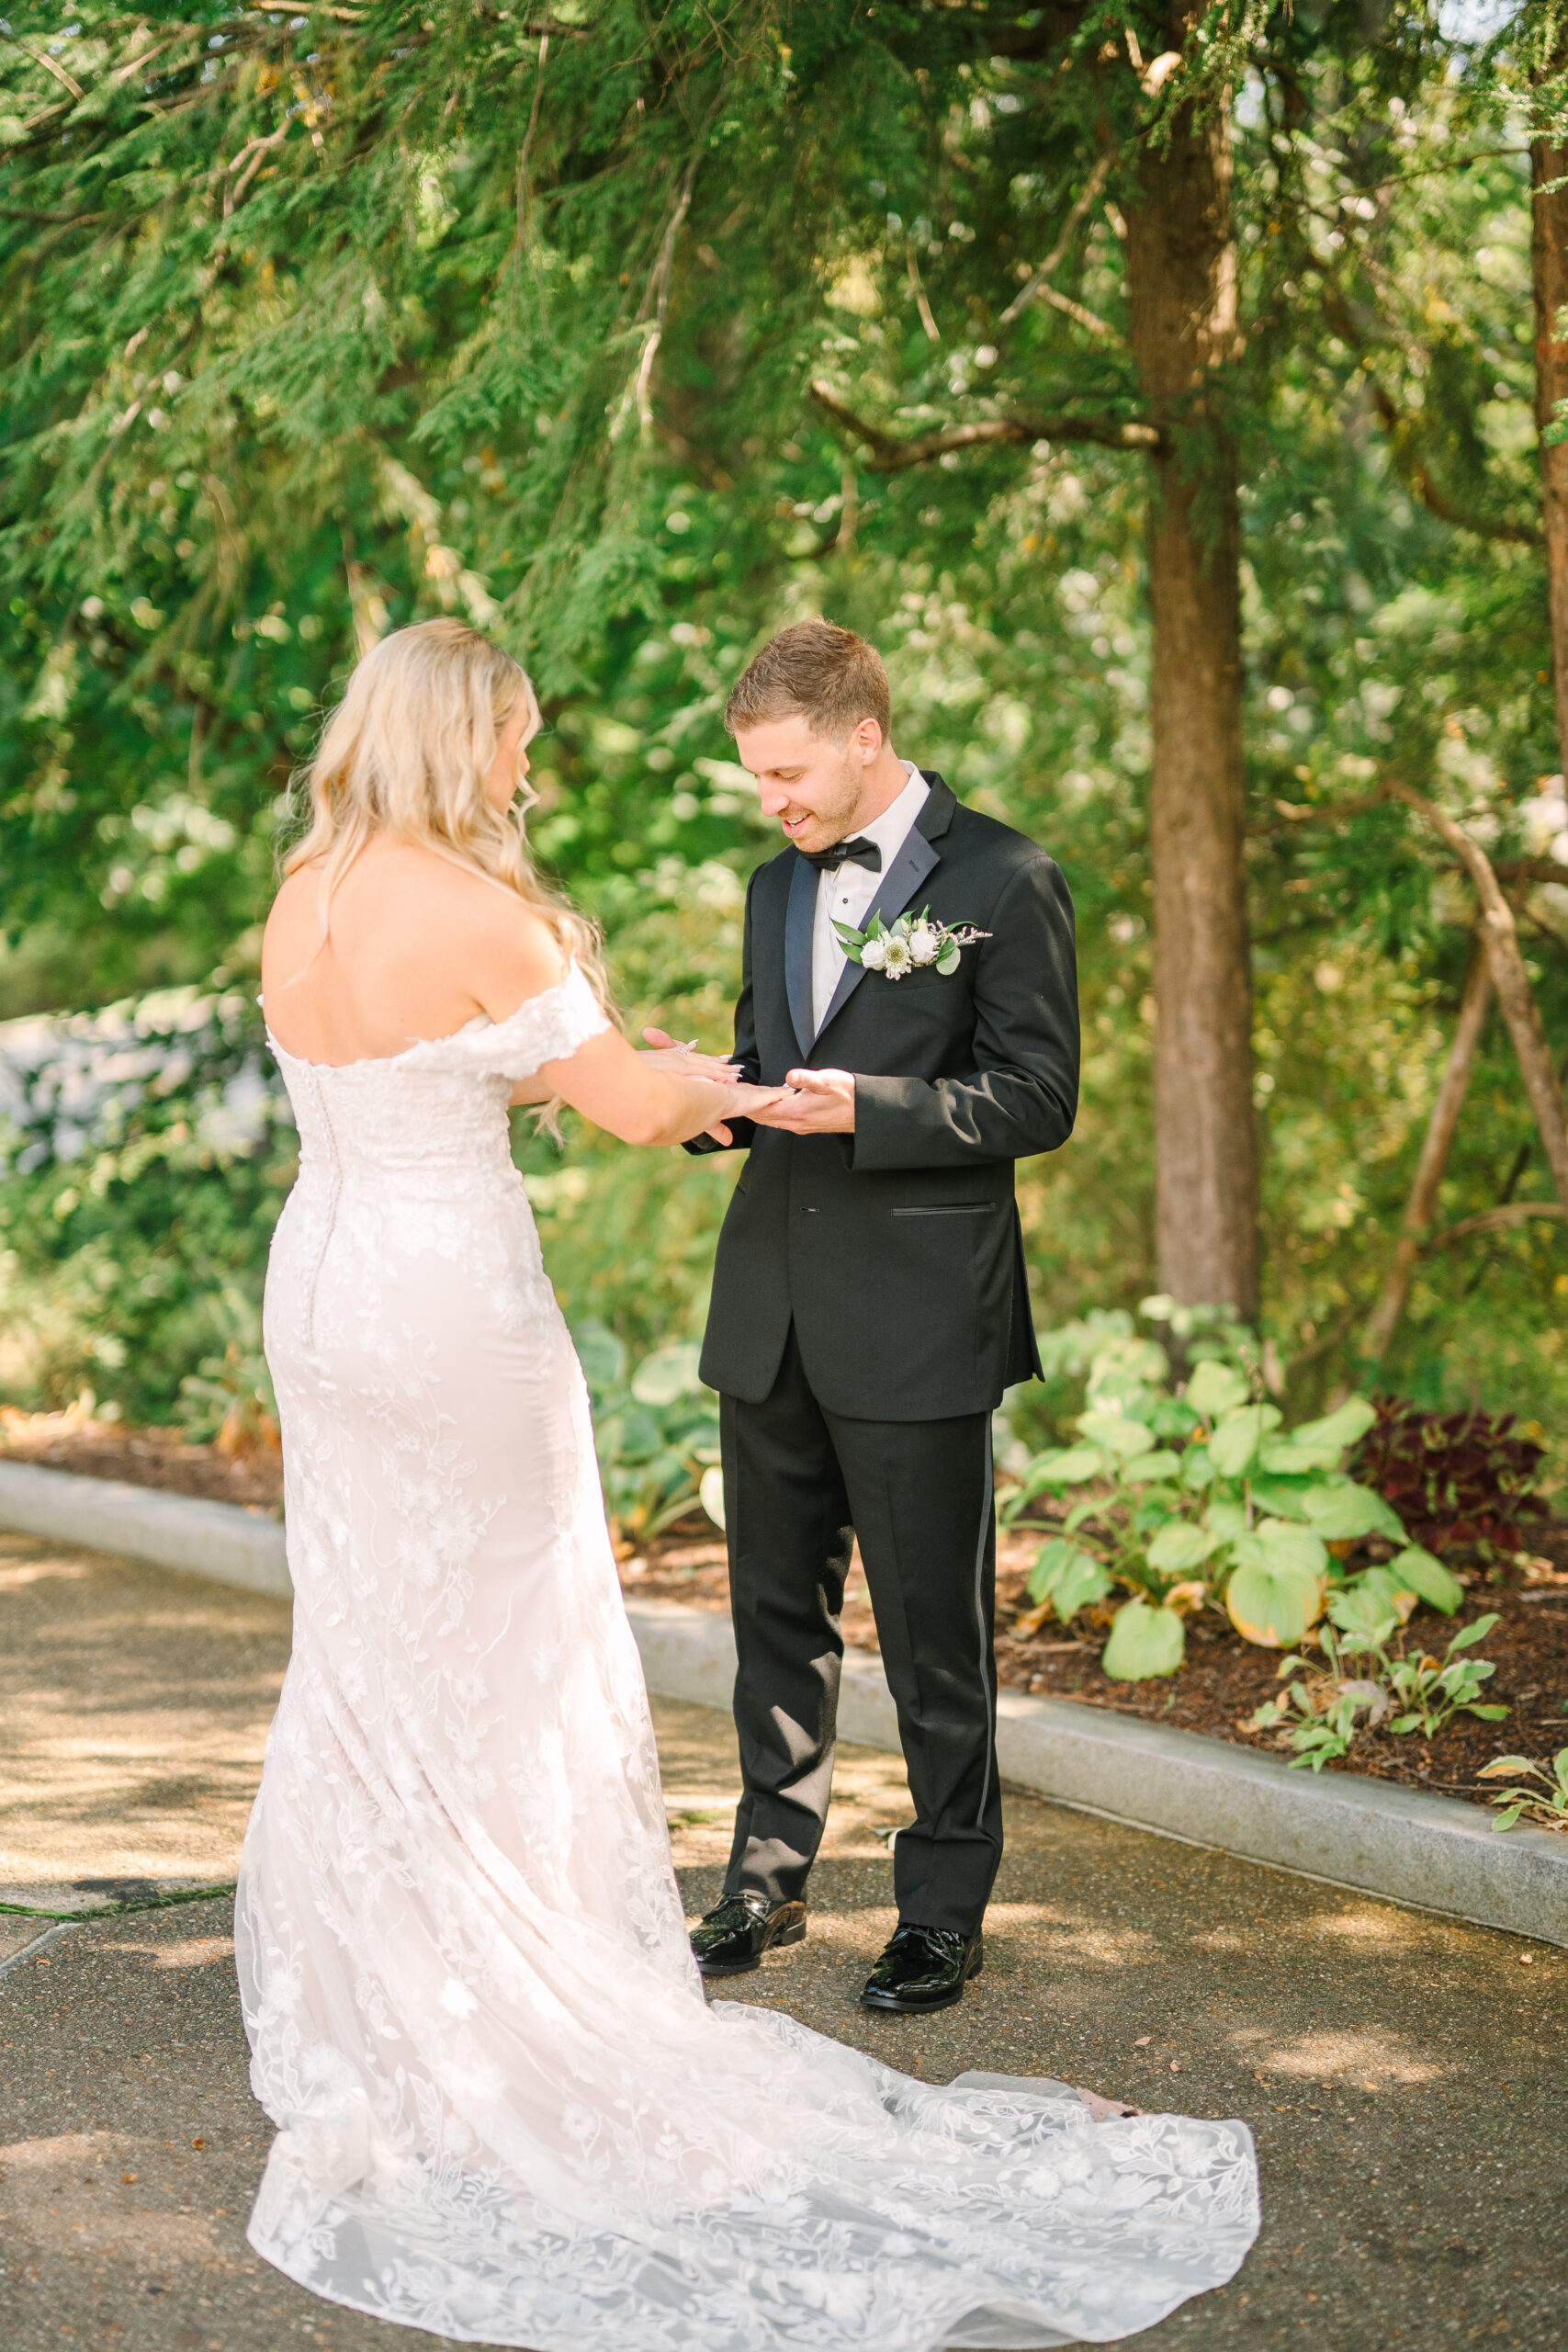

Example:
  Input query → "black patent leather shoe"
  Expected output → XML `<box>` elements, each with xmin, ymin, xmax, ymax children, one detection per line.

<box><xmin>860</xmin><ymin>1923</ymin><xmax>983</xmax><ymax>2014</ymax></box>
<box><xmin>690</xmin><ymin>1891</ymin><xmax>807</xmax><ymax>1978</ymax></box>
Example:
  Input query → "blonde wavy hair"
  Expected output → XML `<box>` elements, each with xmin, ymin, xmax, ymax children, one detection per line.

<box><xmin>283</xmin><ymin>618</ymin><xmax>613</xmax><ymax>1021</ymax></box>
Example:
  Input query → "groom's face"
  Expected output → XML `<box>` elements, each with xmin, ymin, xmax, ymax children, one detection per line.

<box><xmin>732</xmin><ymin>713</ymin><xmax>876</xmax><ymax>854</ymax></box>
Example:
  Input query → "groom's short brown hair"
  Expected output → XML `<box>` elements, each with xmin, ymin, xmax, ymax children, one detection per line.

<box><xmin>724</xmin><ymin>618</ymin><xmax>892</xmax><ymax>744</ymax></box>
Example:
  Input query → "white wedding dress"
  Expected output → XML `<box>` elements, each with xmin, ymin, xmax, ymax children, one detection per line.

<box><xmin>237</xmin><ymin>965</ymin><xmax>1259</xmax><ymax>2351</ymax></box>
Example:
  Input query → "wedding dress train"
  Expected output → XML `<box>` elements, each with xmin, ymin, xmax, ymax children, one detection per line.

<box><xmin>238</xmin><ymin>966</ymin><xmax>1258</xmax><ymax>2350</ymax></box>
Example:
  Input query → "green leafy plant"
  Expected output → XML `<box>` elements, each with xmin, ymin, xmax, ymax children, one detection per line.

<box><xmin>1007</xmin><ymin>1310</ymin><xmax>1467</xmax><ymax>1680</ymax></box>
<box><xmin>1379</xmin><ymin>1615</ymin><xmax>1509</xmax><ymax>1740</ymax></box>
<box><xmin>1478</xmin><ymin>1749</ymin><xmax>1568</xmax><ymax>1833</ymax></box>
<box><xmin>573</xmin><ymin>1323</ymin><xmax>721</xmax><ymax>1541</ymax></box>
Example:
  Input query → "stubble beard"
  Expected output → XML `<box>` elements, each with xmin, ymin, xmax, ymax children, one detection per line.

<box><xmin>790</xmin><ymin>744</ymin><xmax>865</xmax><ymax>854</ymax></box>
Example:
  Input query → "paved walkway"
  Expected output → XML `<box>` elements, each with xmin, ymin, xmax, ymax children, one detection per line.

<box><xmin>3</xmin><ymin>1528</ymin><xmax>1565</xmax><ymax>2349</ymax></box>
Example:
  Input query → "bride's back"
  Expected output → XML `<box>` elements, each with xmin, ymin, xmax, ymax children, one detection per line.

<box><xmin>262</xmin><ymin>840</ymin><xmax>558</xmax><ymax>1069</ymax></box>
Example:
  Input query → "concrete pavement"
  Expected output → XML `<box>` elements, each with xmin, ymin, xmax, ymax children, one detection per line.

<box><xmin>3</xmin><ymin>1530</ymin><xmax>1565</xmax><ymax>2349</ymax></box>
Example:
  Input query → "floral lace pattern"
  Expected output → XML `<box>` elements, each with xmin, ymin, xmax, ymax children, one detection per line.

<box><xmin>238</xmin><ymin>965</ymin><xmax>1259</xmax><ymax>2350</ymax></box>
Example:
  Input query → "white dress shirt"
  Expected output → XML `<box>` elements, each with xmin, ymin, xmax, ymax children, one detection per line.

<box><xmin>810</xmin><ymin>763</ymin><xmax>930</xmax><ymax>1036</ymax></box>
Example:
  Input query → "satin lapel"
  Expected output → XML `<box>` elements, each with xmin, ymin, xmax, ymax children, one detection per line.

<box><xmin>784</xmin><ymin>852</ymin><xmax>818</xmax><ymax>1058</ymax></box>
<box><xmin>814</xmin><ymin>826</ymin><xmax>941</xmax><ymax>1041</ymax></box>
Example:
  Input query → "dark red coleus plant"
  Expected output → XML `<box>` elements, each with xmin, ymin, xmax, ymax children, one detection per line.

<box><xmin>1352</xmin><ymin>1397</ymin><xmax>1549</xmax><ymax>1558</ymax></box>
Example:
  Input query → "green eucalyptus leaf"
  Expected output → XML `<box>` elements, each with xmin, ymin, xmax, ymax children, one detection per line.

<box><xmin>936</xmin><ymin>947</ymin><xmax>960</xmax><ymax>975</ymax></box>
<box><xmin>1101</xmin><ymin>1599</ymin><xmax>1186</xmax><ymax>1681</ymax></box>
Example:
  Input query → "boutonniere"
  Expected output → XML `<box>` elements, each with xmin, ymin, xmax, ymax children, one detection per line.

<box><xmin>832</xmin><ymin>904</ymin><xmax>990</xmax><ymax>980</ymax></box>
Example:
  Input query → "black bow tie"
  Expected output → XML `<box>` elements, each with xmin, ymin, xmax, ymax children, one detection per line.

<box><xmin>801</xmin><ymin>836</ymin><xmax>882</xmax><ymax>874</ymax></box>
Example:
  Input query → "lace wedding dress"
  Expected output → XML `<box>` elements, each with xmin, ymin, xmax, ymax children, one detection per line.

<box><xmin>237</xmin><ymin>965</ymin><xmax>1259</xmax><ymax>2351</ymax></box>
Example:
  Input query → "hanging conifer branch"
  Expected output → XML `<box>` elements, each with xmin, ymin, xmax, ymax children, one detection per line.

<box><xmin>807</xmin><ymin>381</ymin><xmax>1162</xmax><ymax>467</ymax></box>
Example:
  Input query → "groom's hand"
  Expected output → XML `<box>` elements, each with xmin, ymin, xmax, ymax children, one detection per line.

<box><xmin>750</xmin><ymin>1067</ymin><xmax>856</xmax><ymax>1135</ymax></box>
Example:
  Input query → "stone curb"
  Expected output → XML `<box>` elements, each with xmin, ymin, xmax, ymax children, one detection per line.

<box><xmin>623</xmin><ymin>1598</ymin><xmax>1568</xmax><ymax>1951</ymax></box>
<box><xmin>2</xmin><ymin>1464</ymin><xmax>1563</xmax><ymax>1947</ymax></box>
<box><xmin>0</xmin><ymin>1459</ymin><xmax>290</xmax><ymax>1599</ymax></box>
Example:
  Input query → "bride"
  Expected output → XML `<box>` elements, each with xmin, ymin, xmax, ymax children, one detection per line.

<box><xmin>240</xmin><ymin>618</ymin><xmax>1258</xmax><ymax>2349</ymax></box>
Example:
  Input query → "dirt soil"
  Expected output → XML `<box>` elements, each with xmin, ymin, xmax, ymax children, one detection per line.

<box><xmin>8</xmin><ymin>1414</ymin><xmax>1566</xmax><ymax>1814</ymax></box>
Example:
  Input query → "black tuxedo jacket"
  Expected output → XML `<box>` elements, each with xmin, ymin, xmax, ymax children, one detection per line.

<box><xmin>688</xmin><ymin>775</ymin><xmax>1079</xmax><ymax>1420</ymax></box>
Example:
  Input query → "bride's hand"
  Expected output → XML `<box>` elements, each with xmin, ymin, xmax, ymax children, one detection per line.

<box><xmin>701</xmin><ymin>1079</ymin><xmax>786</xmax><ymax>1148</ymax></box>
<box><xmin>640</xmin><ymin>1026</ymin><xmax>742</xmax><ymax>1081</ymax></box>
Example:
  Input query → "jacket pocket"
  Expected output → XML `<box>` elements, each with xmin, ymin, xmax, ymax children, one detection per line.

<box><xmin>890</xmin><ymin>1203</ymin><xmax>993</xmax><ymax>1217</ymax></box>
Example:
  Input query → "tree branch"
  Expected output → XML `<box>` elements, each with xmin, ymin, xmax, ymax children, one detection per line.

<box><xmin>1382</xmin><ymin>778</ymin><xmax>1568</xmax><ymax>1214</ymax></box>
<box><xmin>807</xmin><ymin>381</ymin><xmax>1161</xmax><ymax>469</ymax></box>
<box><xmin>1427</xmin><ymin>1202</ymin><xmax>1566</xmax><ymax>1250</ymax></box>
<box><xmin>1000</xmin><ymin>154</ymin><xmax>1112</xmax><ymax>327</ymax></box>
<box><xmin>1358</xmin><ymin>934</ymin><xmax>1493</xmax><ymax>1370</ymax></box>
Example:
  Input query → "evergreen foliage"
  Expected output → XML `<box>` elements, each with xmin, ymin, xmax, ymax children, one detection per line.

<box><xmin>0</xmin><ymin>3</ymin><xmax>1563</xmax><ymax>1450</ymax></box>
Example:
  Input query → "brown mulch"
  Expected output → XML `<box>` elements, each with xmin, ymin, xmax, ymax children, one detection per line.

<box><xmin>0</xmin><ymin>1410</ymin><xmax>284</xmax><ymax>1513</ymax></box>
<box><xmin>7</xmin><ymin>1414</ymin><xmax>1566</xmax><ymax>1812</ymax></box>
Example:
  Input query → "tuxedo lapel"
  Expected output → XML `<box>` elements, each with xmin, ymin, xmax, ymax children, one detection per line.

<box><xmin>784</xmin><ymin>851</ymin><xmax>817</xmax><ymax>1058</ymax></box>
<box><xmin>813</xmin><ymin>775</ymin><xmax>955</xmax><ymax>1043</ymax></box>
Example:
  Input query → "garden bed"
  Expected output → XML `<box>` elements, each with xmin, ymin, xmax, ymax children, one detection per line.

<box><xmin>8</xmin><ymin>1407</ymin><xmax>1566</xmax><ymax>1817</ymax></box>
<box><xmin>621</xmin><ymin>1520</ymin><xmax>1568</xmax><ymax>1815</ymax></box>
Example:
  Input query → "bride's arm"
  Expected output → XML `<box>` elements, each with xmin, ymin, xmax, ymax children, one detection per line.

<box><xmin>472</xmin><ymin>898</ymin><xmax>777</xmax><ymax>1145</ymax></box>
<box><xmin>536</xmin><ymin>1028</ymin><xmax>779</xmax><ymax>1148</ymax></box>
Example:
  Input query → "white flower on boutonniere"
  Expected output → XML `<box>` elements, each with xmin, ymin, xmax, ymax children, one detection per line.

<box><xmin>832</xmin><ymin>904</ymin><xmax>990</xmax><ymax>983</ymax></box>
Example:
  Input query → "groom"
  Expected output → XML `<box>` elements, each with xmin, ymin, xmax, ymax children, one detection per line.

<box><xmin>678</xmin><ymin>619</ymin><xmax>1078</xmax><ymax>2014</ymax></box>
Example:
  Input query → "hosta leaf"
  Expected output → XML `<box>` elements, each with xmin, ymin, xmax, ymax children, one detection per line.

<box><xmin>1146</xmin><ymin>1521</ymin><xmax>1219</xmax><ymax>1573</ymax></box>
<box><xmin>1388</xmin><ymin>1545</ymin><xmax>1465</xmax><ymax>1616</ymax></box>
<box><xmin>1184</xmin><ymin>1361</ymin><xmax>1249</xmax><ymax>1421</ymax></box>
<box><xmin>1256</xmin><ymin>1519</ymin><xmax>1330</xmax><ymax>1577</ymax></box>
<box><xmin>1101</xmin><ymin>1599</ymin><xmax>1186</xmax><ymax>1680</ymax></box>
<box><xmin>1226</xmin><ymin>1556</ymin><xmax>1326</xmax><ymax>1648</ymax></box>
<box><xmin>1209</xmin><ymin>1403</ymin><xmax>1280</xmax><ymax>1476</ymax></box>
<box><xmin>1180</xmin><ymin>1444</ymin><xmax>1215</xmax><ymax>1489</ymax></box>
<box><xmin>1023</xmin><ymin>1443</ymin><xmax>1106</xmax><ymax>1487</ymax></box>
<box><xmin>1122</xmin><ymin>1449</ymin><xmax>1183</xmax><ymax>1484</ymax></box>
<box><xmin>1326</xmin><ymin>1582</ymin><xmax>1401</xmax><ymax>1645</ymax></box>
<box><xmin>1249</xmin><ymin>1471</ymin><xmax>1318</xmax><ymax>1519</ymax></box>
<box><xmin>1301</xmin><ymin>1481</ymin><xmax>1405</xmax><ymax>1543</ymax></box>
<box><xmin>1204</xmin><ymin>1497</ymin><xmax>1248</xmax><ymax>1542</ymax></box>
<box><xmin>1291</xmin><ymin>1396</ymin><xmax>1378</xmax><ymax>1455</ymax></box>
<box><xmin>1055</xmin><ymin>1558</ymin><xmax>1114</xmax><ymax>1623</ymax></box>
<box><xmin>1344</xmin><ymin>1565</ymin><xmax>1416</xmax><ymax>1626</ymax></box>
<box><xmin>698</xmin><ymin>1464</ymin><xmax>726</xmax><ymax>1532</ymax></box>
<box><xmin>1077</xmin><ymin>1410</ymin><xmax>1156</xmax><ymax>1458</ymax></box>
<box><xmin>1026</xmin><ymin>1536</ymin><xmax>1081</xmax><ymax>1601</ymax></box>
<box><xmin>630</xmin><ymin>1341</ymin><xmax>705</xmax><ymax>1405</ymax></box>
<box><xmin>572</xmin><ymin>1320</ymin><xmax>627</xmax><ymax>1392</ymax></box>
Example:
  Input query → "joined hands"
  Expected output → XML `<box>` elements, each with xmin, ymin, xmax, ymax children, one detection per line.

<box><xmin>640</xmin><ymin>1030</ymin><xmax>853</xmax><ymax>1142</ymax></box>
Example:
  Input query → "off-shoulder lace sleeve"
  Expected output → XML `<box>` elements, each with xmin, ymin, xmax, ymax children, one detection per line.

<box><xmin>401</xmin><ymin>962</ymin><xmax>610</xmax><ymax>1082</ymax></box>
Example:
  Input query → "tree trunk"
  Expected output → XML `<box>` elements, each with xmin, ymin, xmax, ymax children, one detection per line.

<box><xmin>1357</xmin><ymin>938</ymin><xmax>1492</xmax><ymax>1372</ymax></box>
<box><xmin>1122</xmin><ymin>40</ymin><xmax>1258</xmax><ymax>1317</ymax></box>
<box><xmin>1531</xmin><ymin>120</ymin><xmax>1568</xmax><ymax>772</ymax></box>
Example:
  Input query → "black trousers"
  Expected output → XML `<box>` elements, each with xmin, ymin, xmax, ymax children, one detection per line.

<box><xmin>718</xmin><ymin>1325</ymin><xmax>1002</xmax><ymax>1938</ymax></box>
